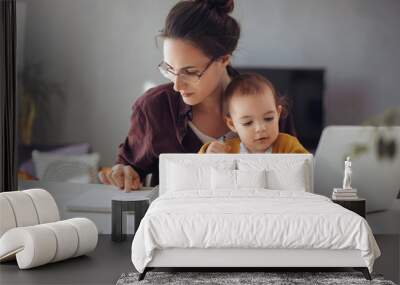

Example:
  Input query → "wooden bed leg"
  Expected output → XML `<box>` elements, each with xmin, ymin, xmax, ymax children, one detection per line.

<box><xmin>354</xmin><ymin>267</ymin><xmax>372</xmax><ymax>280</ymax></box>
<box><xmin>138</xmin><ymin>268</ymin><xmax>148</xmax><ymax>281</ymax></box>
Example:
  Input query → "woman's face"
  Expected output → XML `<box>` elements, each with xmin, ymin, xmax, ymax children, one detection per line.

<box><xmin>162</xmin><ymin>38</ymin><xmax>229</xmax><ymax>105</ymax></box>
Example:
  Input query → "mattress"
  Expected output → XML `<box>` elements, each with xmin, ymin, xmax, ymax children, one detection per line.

<box><xmin>131</xmin><ymin>189</ymin><xmax>380</xmax><ymax>273</ymax></box>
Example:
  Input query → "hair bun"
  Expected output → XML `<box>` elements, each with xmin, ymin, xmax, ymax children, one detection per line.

<box><xmin>196</xmin><ymin>0</ymin><xmax>234</xmax><ymax>15</ymax></box>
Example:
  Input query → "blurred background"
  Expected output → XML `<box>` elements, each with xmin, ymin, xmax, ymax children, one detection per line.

<box><xmin>16</xmin><ymin>0</ymin><xmax>400</xmax><ymax>182</ymax></box>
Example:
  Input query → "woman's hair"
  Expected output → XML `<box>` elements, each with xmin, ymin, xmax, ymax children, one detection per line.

<box><xmin>160</xmin><ymin>0</ymin><xmax>240</xmax><ymax>60</ymax></box>
<box><xmin>223</xmin><ymin>73</ymin><xmax>289</xmax><ymax>118</ymax></box>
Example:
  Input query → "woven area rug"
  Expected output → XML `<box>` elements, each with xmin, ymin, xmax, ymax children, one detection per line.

<box><xmin>116</xmin><ymin>271</ymin><xmax>396</xmax><ymax>285</ymax></box>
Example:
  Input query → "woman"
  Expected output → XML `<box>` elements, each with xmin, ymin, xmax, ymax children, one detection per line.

<box><xmin>99</xmin><ymin>0</ymin><xmax>294</xmax><ymax>191</ymax></box>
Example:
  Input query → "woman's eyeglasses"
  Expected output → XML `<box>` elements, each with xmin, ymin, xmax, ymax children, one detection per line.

<box><xmin>158</xmin><ymin>59</ymin><xmax>214</xmax><ymax>85</ymax></box>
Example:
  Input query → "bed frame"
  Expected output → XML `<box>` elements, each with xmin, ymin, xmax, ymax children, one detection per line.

<box><xmin>138</xmin><ymin>248</ymin><xmax>371</xmax><ymax>280</ymax></box>
<box><xmin>137</xmin><ymin>154</ymin><xmax>372</xmax><ymax>281</ymax></box>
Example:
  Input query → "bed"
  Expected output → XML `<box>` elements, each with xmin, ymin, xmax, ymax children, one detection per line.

<box><xmin>131</xmin><ymin>154</ymin><xmax>380</xmax><ymax>280</ymax></box>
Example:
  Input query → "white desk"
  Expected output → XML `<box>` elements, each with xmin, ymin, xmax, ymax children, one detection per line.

<box><xmin>18</xmin><ymin>180</ymin><xmax>157</xmax><ymax>234</ymax></box>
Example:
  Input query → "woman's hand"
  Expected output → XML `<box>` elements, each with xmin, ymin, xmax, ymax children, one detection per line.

<box><xmin>206</xmin><ymin>141</ymin><xmax>231</xmax><ymax>153</ymax></box>
<box><xmin>98</xmin><ymin>164</ymin><xmax>142</xmax><ymax>192</ymax></box>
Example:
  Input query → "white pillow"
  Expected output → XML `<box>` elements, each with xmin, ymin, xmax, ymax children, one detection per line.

<box><xmin>237</xmin><ymin>169</ymin><xmax>267</xmax><ymax>189</ymax></box>
<box><xmin>32</xmin><ymin>151</ymin><xmax>100</xmax><ymax>183</ymax></box>
<box><xmin>167</xmin><ymin>162</ymin><xmax>210</xmax><ymax>191</ymax></box>
<box><xmin>166</xmin><ymin>160</ymin><xmax>235</xmax><ymax>192</ymax></box>
<box><xmin>211</xmin><ymin>168</ymin><xmax>267</xmax><ymax>191</ymax></box>
<box><xmin>266</xmin><ymin>167</ymin><xmax>307</xmax><ymax>191</ymax></box>
<box><xmin>211</xmin><ymin>168</ymin><xmax>236</xmax><ymax>190</ymax></box>
<box><xmin>238</xmin><ymin>158</ymin><xmax>310</xmax><ymax>192</ymax></box>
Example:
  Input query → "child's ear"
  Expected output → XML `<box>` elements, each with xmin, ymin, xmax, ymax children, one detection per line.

<box><xmin>225</xmin><ymin>115</ymin><xmax>237</xmax><ymax>132</ymax></box>
<box><xmin>277</xmin><ymin>105</ymin><xmax>282</xmax><ymax>118</ymax></box>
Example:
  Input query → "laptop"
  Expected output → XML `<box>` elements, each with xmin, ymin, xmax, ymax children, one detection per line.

<box><xmin>314</xmin><ymin>126</ymin><xmax>400</xmax><ymax>213</ymax></box>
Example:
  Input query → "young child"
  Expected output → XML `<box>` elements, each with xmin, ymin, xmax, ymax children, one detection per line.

<box><xmin>199</xmin><ymin>73</ymin><xmax>308</xmax><ymax>154</ymax></box>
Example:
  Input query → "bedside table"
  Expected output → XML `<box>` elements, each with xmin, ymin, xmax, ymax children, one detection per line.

<box><xmin>332</xmin><ymin>198</ymin><xmax>366</xmax><ymax>218</ymax></box>
<box><xmin>111</xmin><ymin>187</ymin><xmax>158</xmax><ymax>242</ymax></box>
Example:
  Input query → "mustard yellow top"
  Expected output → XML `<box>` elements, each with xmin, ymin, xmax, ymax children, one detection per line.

<box><xmin>198</xmin><ymin>133</ymin><xmax>308</xmax><ymax>154</ymax></box>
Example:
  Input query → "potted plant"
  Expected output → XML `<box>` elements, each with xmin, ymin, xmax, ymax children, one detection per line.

<box><xmin>349</xmin><ymin>107</ymin><xmax>399</xmax><ymax>161</ymax></box>
<box><xmin>18</xmin><ymin>62</ymin><xmax>65</xmax><ymax>145</ymax></box>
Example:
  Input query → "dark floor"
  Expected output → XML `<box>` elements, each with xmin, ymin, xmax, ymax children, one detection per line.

<box><xmin>1</xmin><ymin>235</ymin><xmax>398</xmax><ymax>285</ymax></box>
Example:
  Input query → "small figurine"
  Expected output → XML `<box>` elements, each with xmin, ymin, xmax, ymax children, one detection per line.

<box><xmin>342</xmin><ymin>156</ymin><xmax>352</xmax><ymax>189</ymax></box>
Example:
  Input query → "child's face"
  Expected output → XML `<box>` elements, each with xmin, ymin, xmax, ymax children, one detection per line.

<box><xmin>225</xmin><ymin>87</ymin><xmax>282</xmax><ymax>153</ymax></box>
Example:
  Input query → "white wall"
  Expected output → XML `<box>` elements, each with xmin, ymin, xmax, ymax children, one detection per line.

<box><xmin>18</xmin><ymin>0</ymin><xmax>400</xmax><ymax>166</ymax></box>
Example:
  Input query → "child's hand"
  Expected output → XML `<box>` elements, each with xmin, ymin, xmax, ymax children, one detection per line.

<box><xmin>206</xmin><ymin>141</ymin><xmax>231</xmax><ymax>153</ymax></box>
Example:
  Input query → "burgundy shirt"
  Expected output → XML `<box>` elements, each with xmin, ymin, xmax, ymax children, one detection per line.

<box><xmin>116</xmin><ymin>83</ymin><xmax>202</xmax><ymax>184</ymax></box>
<box><xmin>116</xmin><ymin>71</ymin><xmax>296</xmax><ymax>185</ymax></box>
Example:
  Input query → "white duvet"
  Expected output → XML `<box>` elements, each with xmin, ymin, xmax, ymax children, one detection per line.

<box><xmin>131</xmin><ymin>190</ymin><xmax>380</xmax><ymax>273</ymax></box>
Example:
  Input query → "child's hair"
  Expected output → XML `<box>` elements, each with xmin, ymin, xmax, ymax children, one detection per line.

<box><xmin>223</xmin><ymin>73</ymin><xmax>289</xmax><ymax>118</ymax></box>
